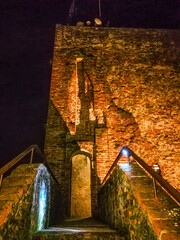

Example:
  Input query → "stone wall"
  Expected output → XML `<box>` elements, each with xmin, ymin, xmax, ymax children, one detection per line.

<box><xmin>0</xmin><ymin>164</ymin><xmax>51</xmax><ymax>240</ymax></box>
<box><xmin>98</xmin><ymin>163</ymin><xmax>180</xmax><ymax>240</ymax></box>
<box><xmin>45</xmin><ymin>25</ymin><xmax>180</xmax><ymax>216</ymax></box>
<box><xmin>45</xmin><ymin>100</ymin><xmax>98</xmax><ymax>217</ymax></box>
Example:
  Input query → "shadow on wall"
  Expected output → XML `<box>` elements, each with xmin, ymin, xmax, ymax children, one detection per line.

<box><xmin>45</xmin><ymin>99</ymin><xmax>100</xmax><ymax>222</ymax></box>
<box><xmin>45</xmin><ymin>99</ymin><xmax>79</xmax><ymax>222</ymax></box>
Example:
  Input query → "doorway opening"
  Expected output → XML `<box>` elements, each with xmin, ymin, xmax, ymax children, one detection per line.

<box><xmin>71</xmin><ymin>154</ymin><xmax>91</xmax><ymax>217</ymax></box>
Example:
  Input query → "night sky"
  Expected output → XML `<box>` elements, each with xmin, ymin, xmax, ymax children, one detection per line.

<box><xmin>0</xmin><ymin>0</ymin><xmax>180</xmax><ymax>167</ymax></box>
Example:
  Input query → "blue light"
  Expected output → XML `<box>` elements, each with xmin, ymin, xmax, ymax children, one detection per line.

<box><xmin>30</xmin><ymin>165</ymin><xmax>50</xmax><ymax>234</ymax></box>
<box><xmin>122</xmin><ymin>149</ymin><xmax>128</xmax><ymax>156</ymax></box>
<box><xmin>38</xmin><ymin>181</ymin><xmax>47</xmax><ymax>230</ymax></box>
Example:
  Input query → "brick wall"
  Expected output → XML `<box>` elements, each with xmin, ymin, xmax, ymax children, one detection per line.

<box><xmin>45</xmin><ymin>25</ymin><xmax>180</xmax><ymax>216</ymax></box>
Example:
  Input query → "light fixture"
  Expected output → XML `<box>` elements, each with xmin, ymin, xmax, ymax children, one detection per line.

<box><xmin>122</xmin><ymin>149</ymin><xmax>129</xmax><ymax>156</ymax></box>
<box><xmin>122</xmin><ymin>148</ymin><xmax>130</xmax><ymax>165</ymax></box>
<box><xmin>153</xmin><ymin>163</ymin><xmax>161</xmax><ymax>174</ymax></box>
<box><xmin>94</xmin><ymin>18</ymin><xmax>102</xmax><ymax>27</ymax></box>
<box><xmin>76</xmin><ymin>22</ymin><xmax>84</xmax><ymax>27</ymax></box>
<box><xmin>86</xmin><ymin>21</ymin><xmax>91</xmax><ymax>26</ymax></box>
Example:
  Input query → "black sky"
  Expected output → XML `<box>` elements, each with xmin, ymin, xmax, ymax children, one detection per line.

<box><xmin>0</xmin><ymin>0</ymin><xmax>180</xmax><ymax>167</ymax></box>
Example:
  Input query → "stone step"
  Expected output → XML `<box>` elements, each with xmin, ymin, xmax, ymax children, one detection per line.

<box><xmin>57</xmin><ymin>217</ymin><xmax>110</xmax><ymax>227</ymax></box>
<box><xmin>32</xmin><ymin>218</ymin><xmax>125</xmax><ymax>240</ymax></box>
<box><xmin>32</xmin><ymin>230</ymin><xmax>123</xmax><ymax>240</ymax></box>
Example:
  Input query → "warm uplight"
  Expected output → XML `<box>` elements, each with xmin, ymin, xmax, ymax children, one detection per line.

<box><xmin>76</xmin><ymin>58</ymin><xmax>83</xmax><ymax>62</ymax></box>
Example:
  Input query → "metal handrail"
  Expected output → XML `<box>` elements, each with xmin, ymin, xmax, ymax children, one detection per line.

<box><xmin>101</xmin><ymin>146</ymin><xmax>180</xmax><ymax>205</ymax></box>
<box><xmin>0</xmin><ymin>144</ymin><xmax>60</xmax><ymax>188</ymax></box>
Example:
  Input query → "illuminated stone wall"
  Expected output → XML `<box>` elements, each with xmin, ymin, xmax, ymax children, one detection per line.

<box><xmin>0</xmin><ymin>164</ymin><xmax>51</xmax><ymax>240</ymax></box>
<box><xmin>45</xmin><ymin>25</ymin><xmax>180</xmax><ymax>217</ymax></box>
<box><xmin>98</xmin><ymin>163</ymin><xmax>180</xmax><ymax>240</ymax></box>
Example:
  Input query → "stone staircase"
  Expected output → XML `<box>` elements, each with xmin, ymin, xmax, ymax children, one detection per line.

<box><xmin>32</xmin><ymin>217</ymin><xmax>125</xmax><ymax>240</ymax></box>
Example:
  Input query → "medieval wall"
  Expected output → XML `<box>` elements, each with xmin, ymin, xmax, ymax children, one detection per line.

<box><xmin>0</xmin><ymin>164</ymin><xmax>51</xmax><ymax>240</ymax></box>
<box><xmin>45</xmin><ymin>25</ymin><xmax>180</xmax><ymax>211</ymax></box>
<box><xmin>98</xmin><ymin>163</ymin><xmax>180</xmax><ymax>240</ymax></box>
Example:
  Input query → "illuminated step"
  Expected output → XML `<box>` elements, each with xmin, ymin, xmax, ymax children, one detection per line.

<box><xmin>32</xmin><ymin>217</ymin><xmax>124</xmax><ymax>240</ymax></box>
<box><xmin>32</xmin><ymin>229</ymin><xmax>123</xmax><ymax>240</ymax></box>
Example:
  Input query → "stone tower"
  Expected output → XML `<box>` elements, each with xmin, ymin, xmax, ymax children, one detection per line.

<box><xmin>45</xmin><ymin>25</ymin><xmax>180</xmax><ymax>219</ymax></box>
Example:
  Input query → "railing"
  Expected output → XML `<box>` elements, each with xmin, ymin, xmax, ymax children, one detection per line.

<box><xmin>101</xmin><ymin>146</ymin><xmax>180</xmax><ymax>206</ymax></box>
<box><xmin>0</xmin><ymin>144</ymin><xmax>60</xmax><ymax>189</ymax></box>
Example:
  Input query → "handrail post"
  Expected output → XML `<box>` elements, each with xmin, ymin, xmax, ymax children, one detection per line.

<box><xmin>30</xmin><ymin>148</ymin><xmax>34</xmax><ymax>164</ymax></box>
<box><xmin>153</xmin><ymin>177</ymin><xmax>157</xmax><ymax>200</ymax></box>
<box><xmin>0</xmin><ymin>174</ymin><xmax>3</xmax><ymax>189</ymax></box>
<box><xmin>128</xmin><ymin>156</ymin><xmax>130</xmax><ymax>165</ymax></box>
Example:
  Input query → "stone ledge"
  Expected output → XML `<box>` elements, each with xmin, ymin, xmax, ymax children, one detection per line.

<box><xmin>160</xmin><ymin>232</ymin><xmax>180</xmax><ymax>240</ymax></box>
<box><xmin>119</xmin><ymin>163</ymin><xmax>180</xmax><ymax>238</ymax></box>
<box><xmin>0</xmin><ymin>164</ymin><xmax>40</xmax><ymax>227</ymax></box>
<box><xmin>99</xmin><ymin>163</ymin><xmax>180</xmax><ymax>239</ymax></box>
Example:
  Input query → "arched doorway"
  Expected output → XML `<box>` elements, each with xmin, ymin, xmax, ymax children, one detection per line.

<box><xmin>71</xmin><ymin>154</ymin><xmax>91</xmax><ymax>217</ymax></box>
